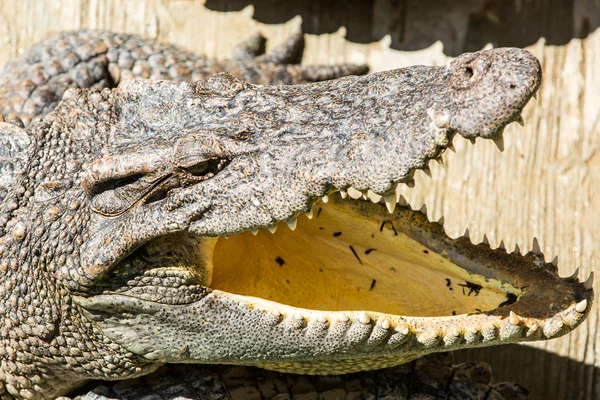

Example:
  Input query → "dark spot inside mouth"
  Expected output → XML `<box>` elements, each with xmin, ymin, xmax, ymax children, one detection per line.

<box><xmin>458</xmin><ymin>281</ymin><xmax>482</xmax><ymax>296</ymax></box>
<box><xmin>365</xmin><ymin>248</ymin><xmax>376</xmax><ymax>254</ymax></box>
<box><xmin>333</xmin><ymin>232</ymin><xmax>342</xmax><ymax>237</ymax></box>
<box><xmin>316</xmin><ymin>208</ymin><xmax>323</xmax><ymax>218</ymax></box>
<box><xmin>349</xmin><ymin>245</ymin><xmax>362</xmax><ymax>265</ymax></box>
<box><xmin>452</xmin><ymin>311</ymin><xmax>456</xmax><ymax>315</ymax></box>
<box><xmin>423</xmin><ymin>249</ymin><xmax>429</xmax><ymax>254</ymax></box>
<box><xmin>498</xmin><ymin>293</ymin><xmax>518</xmax><ymax>308</ymax></box>
<box><xmin>275</xmin><ymin>257</ymin><xmax>285</xmax><ymax>267</ymax></box>
<box><xmin>445</xmin><ymin>278</ymin><xmax>452</xmax><ymax>287</ymax></box>
<box><xmin>369</xmin><ymin>279</ymin><xmax>376</xmax><ymax>291</ymax></box>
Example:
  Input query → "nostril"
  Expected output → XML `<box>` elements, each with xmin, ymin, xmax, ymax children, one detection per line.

<box><xmin>510</xmin><ymin>83</ymin><xmax>517</xmax><ymax>89</ymax></box>
<box><xmin>465</xmin><ymin>67</ymin><xmax>474</xmax><ymax>78</ymax></box>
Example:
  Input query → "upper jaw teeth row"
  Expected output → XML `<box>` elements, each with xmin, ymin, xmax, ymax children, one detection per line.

<box><xmin>261</xmin><ymin>300</ymin><xmax>588</xmax><ymax>347</ymax></box>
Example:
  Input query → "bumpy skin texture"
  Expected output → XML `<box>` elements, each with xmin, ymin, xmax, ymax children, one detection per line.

<box><xmin>63</xmin><ymin>355</ymin><xmax>528</xmax><ymax>400</ymax></box>
<box><xmin>0</xmin><ymin>30</ymin><xmax>367</xmax><ymax>127</ymax></box>
<box><xmin>0</xmin><ymin>31</ymin><xmax>587</xmax><ymax>400</ymax></box>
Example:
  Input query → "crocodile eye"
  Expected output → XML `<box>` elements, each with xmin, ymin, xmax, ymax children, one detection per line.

<box><xmin>185</xmin><ymin>161</ymin><xmax>210</xmax><ymax>177</ymax></box>
<box><xmin>180</xmin><ymin>158</ymin><xmax>231</xmax><ymax>181</ymax></box>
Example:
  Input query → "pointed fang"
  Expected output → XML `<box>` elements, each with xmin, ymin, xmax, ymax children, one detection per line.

<box><xmin>305</xmin><ymin>209</ymin><xmax>314</xmax><ymax>219</ymax></box>
<box><xmin>340</xmin><ymin>190</ymin><xmax>348</xmax><ymax>199</ymax></box>
<box><xmin>482</xmin><ymin>234</ymin><xmax>489</xmax><ymax>245</ymax></box>
<box><xmin>268</xmin><ymin>226</ymin><xmax>277</xmax><ymax>234</ymax></box>
<box><xmin>251</xmin><ymin>229</ymin><xmax>259</xmax><ymax>235</ymax></box>
<box><xmin>384</xmin><ymin>195</ymin><xmax>396</xmax><ymax>214</ymax></box>
<box><xmin>532</xmin><ymin>237</ymin><xmax>542</xmax><ymax>256</ymax></box>
<box><xmin>423</xmin><ymin>166</ymin><xmax>432</xmax><ymax>178</ymax></box>
<box><xmin>499</xmin><ymin>240</ymin><xmax>506</xmax><ymax>250</ymax></box>
<box><xmin>419</xmin><ymin>204</ymin><xmax>427</xmax><ymax>215</ymax></box>
<box><xmin>570</xmin><ymin>267</ymin><xmax>579</xmax><ymax>280</ymax></box>
<box><xmin>513</xmin><ymin>243</ymin><xmax>521</xmax><ymax>255</ymax></box>
<box><xmin>435</xmin><ymin>156</ymin><xmax>445</xmax><ymax>167</ymax></box>
<box><xmin>516</xmin><ymin>115</ymin><xmax>525</xmax><ymax>126</ymax></box>
<box><xmin>575</xmin><ymin>299</ymin><xmax>588</xmax><ymax>313</ymax></box>
<box><xmin>447</xmin><ymin>143</ymin><xmax>456</xmax><ymax>152</ymax></box>
<box><xmin>509</xmin><ymin>311</ymin><xmax>521</xmax><ymax>326</ymax></box>
<box><xmin>437</xmin><ymin>216</ymin><xmax>445</xmax><ymax>226</ymax></box>
<box><xmin>463</xmin><ymin>228</ymin><xmax>470</xmax><ymax>239</ymax></box>
<box><xmin>583</xmin><ymin>272</ymin><xmax>594</xmax><ymax>290</ymax></box>
<box><xmin>493</xmin><ymin>136</ymin><xmax>505</xmax><ymax>152</ymax></box>
<box><xmin>287</xmin><ymin>219</ymin><xmax>298</xmax><ymax>231</ymax></box>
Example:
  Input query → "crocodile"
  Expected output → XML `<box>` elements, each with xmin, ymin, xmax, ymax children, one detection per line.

<box><xmin>0</xmin><ymin>30</ymin><xmax>593</xmax><ymax>400</ymax></box>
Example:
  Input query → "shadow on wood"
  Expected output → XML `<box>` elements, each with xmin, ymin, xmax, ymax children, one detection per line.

<box><xmin>205</xmin><ymin>0</ymin><xmax>599</xmax><ymax>56</ymax></box>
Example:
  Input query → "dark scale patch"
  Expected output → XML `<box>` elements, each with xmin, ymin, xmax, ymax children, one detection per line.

<box><xmin>275</xmin><ymin>256</ymin><xmax>285</xmax><ymax>267</ymax></box>
<box><xmin>452</xmin><ymin>311</ymin><xmax>456</xmax><ymax>315</ymax></box>
<box><xmin>319</xmin><ymin>227</ymin><xmax>324</xmax><ymax>230</ymax></box>
<box><xmin>365</xmin><ymin>248</ymin><xmax>376</xmax><ymax>254</ymax></box>
<box><xmin>499</xmin><ymin>293</ymin><xmax>518</xmax><ymax>308</ymax></box>
<box><xmin>333</xmin><ymin>232</ymin><xmax>342</xmax><ymax>237</ymax></box>
<box><xmin>445</xmin><ymin>278</ymin><xmax>451</xmax><ymax>287</ymax></box>
<box><xmin>286</xmin><ymin>280</ymin><xmax>290</xmax><ymax>284</ymax></box>
<box><xmin>390</xmin><ymin>222</ymin><xmax>398</xmax><ymax>236</ymax></box>
<box><xmin>458</xmin><ymin>281</ymin><xmax>482</xmax><ymax>296</ymax></box>
<box><xmin>349</xmin><ymin>245</ymin><xmax>363</xmax><ymax>265</ymax></box>
<box><xmin>369</xmin><ymin>279</ymin><xmax>376</xmax><ymax>291</ymax></box>
<box><xmin>423</xmin><ymin>249</ymin><xmax>429</xmax><ymax>254</ymax></box>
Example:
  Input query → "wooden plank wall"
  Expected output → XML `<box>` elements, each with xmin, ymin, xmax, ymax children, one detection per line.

<box><xmin>1</xmin><ymin>0</ymin><xmax>599</xmax><ymax>398</ymax></box>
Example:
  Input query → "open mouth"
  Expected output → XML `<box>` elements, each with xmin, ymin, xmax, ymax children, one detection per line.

<box><xmin>94</xmin><ymin>145</ymin><xmax>593</xmax><ymax>374</ymax></box>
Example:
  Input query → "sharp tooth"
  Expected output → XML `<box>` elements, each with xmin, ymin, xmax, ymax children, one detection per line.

<box><xmin>251</xmin><ymin>229</ymin><xmax>259</xmax><ymax>235</ymax></box>
<box><xmin>469</xmin><ymin>137</ymin><xmax>476</xmax><ymax>144</ymax></box>
<box><xmin>532</xmin><ymin>237</ymin><xmax>542</xmax><ymax>256</ymax></box>
<box><xmin>419</xmin><ymin>204</ymin><xmax>427</xmax><ymax>215</ymax></box>
<box><xmin>305</xmin><ymin>209</ymin><xmax>313</xmax><ymax>219</ymax></box>
<box><xmin>384</xmin><ymin>195</ymin><xmax>396</xmax><ymax>214</ymax></box>
<box><xmin>435</xmin><ymin>156</ymin><xmax>445</xmax><ymax>167</ymax></box>
<box><xmin>498</xmin><ymin>240</ymin><xmax>506</xmax><ymax>250</ymax></box>
<box><xmin>463</xmin><ymin>228</ymin><xmax>470</xmax><ymax>239</ymax></box>
<box><xmin>339</xmin><ymin>190</ymin><xmax>348</xmax><ymax>199</ymax></box>
<box><xmin>583</xmin><ymin>272</ymin><xmax>594</xmax><ymax>289</ymax></box>
<box><xmin>575</xmin><ymin>299</ymin><xmax>588</xmax><ymax>313</ymax></box>
<box><xmin>380</xmin><ymin>319</ymin><xmax>390</xmax><ymax>330</ymax></box>
<box><xmin>348</xmin><ymin>187</ymin><xmax>362</xmax><ymax>199</ymax></box>
<box><xmin>437</xmin><ymin>216</ymin><xmax>444</xmax><ymax>225</ymax></box>
<box><xmin>423</xmin><ymin>166</ymin><xmax>432</xmax><ymax>178</ymax></box>
<box><xmin>493</xmin><ymin>136</ymin><xmax>505</xmax><ymax>152</ymax></box>
<box><xmin>358</xmin><ymin>312</ymin><xmax>371</xmax><ymax>325</ymax></box>
<box><xmin>570</xmin><ymin>267</ymin><xmax>579</xmax><ymax>279</ymax></box>
<box><xmin>533</xmin><ymin>92</ymin><xmax>538</xmax><ymax>100</ymax></box>
<box><xmin>552</xmin><ymin>256</ymin><xmax>558</xmax><ymax>267</ymax></box>
<box><xmin>362</xmin><ymin>193</ymin><xmax>368</xmax><ymax>200</ymax></box>
<box><xmin>516</xmin><ymin>115</ymin><xmax>525</xmax><ymax>126</ymax></box>
<box><xmin>322</xmin><ymin>195</ymin><xmax>329</xmax><ymax>203</ymax></box>
<box><xmin>406</xmin><ymin>179</ymin><xmax>415</xmax><ymax>188</ymax></box>
<box><xmin>287</xmin><ymin>219</ymin><xmax>297</xmax><ymax>231</ymax></box>
<box><xmin>338</xmin><ymin>314</ymin><xmax>349</xmax><ymax>323</ymax></box>
<box><xmin>367</xmin><ymin>190</ymin><xmax>382</xmax><ymax>203</ymax></box>
<box><xmin>513</xmin><ymin>243</ymin><xmax>521</xmax><ymax>255</ymax></box>
<box><xmin>447</xmin><ymin>143</ymin><xmax>456</xmax><ymax>152</ymax></box>
<box><xmin>268</xmin><ymin>225</ymin><xmax>277</xmax><ymax>234</ymax></box>
<box><xmin>509</xmin><ymin>311</ymin><xmax>521</xmax><ymax>326</ymax></box>
<box><xmin>482</xmin><ymin>234</ymin><xmax>489</xmax><ymax>245</ymax></box>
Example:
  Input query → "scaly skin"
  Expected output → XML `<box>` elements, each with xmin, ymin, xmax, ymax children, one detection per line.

<box><xmin>63</xmin><ymin>354</ymin><xmax>529</xmax><ymax>400</ymax></box>
<box><xmin>0</xmin><ymin>31</ymin><xmax>592</xmax><ymax>399</ymax></box>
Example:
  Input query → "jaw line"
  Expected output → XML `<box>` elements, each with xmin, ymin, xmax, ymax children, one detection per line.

<box><xmin>76</xmin><ymin>185</ymin><xmax>593</xmax><ymax>375</ymax></box>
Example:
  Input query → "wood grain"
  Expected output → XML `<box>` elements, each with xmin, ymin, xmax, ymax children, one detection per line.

<box><xmin>1</xmin><ymin>1</ymin><xmax>599</xmax><ymax>398</ymax></box>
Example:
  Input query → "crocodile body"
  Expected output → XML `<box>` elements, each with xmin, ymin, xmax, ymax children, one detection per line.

<box><xmin>0</xmin><ymin>31</ymin><xmax>592</xmax><ymax>400</ymax></box>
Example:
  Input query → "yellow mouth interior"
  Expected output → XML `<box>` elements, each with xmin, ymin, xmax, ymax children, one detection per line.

<box><xmin>211</xmin><ymin>198</ymin><xmax>521</xmax><ymax>317</ymax></box>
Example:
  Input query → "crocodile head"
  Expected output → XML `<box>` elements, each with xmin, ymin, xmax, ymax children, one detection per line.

<box><xmin>0</xmin><ymin>47</ymin><xmax>591</xmax><ymax>398</ymax></box>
